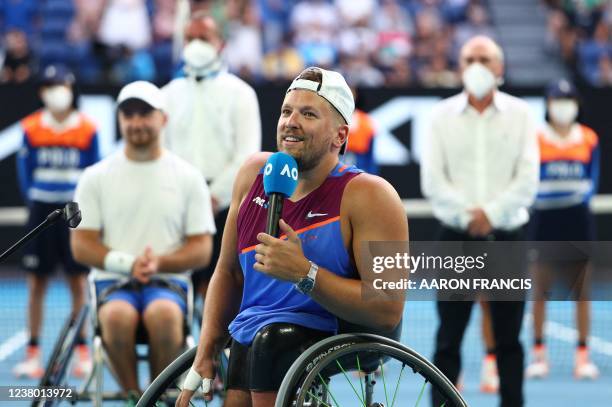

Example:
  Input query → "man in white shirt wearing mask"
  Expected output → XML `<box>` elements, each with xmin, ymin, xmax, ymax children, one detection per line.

<box><xmin>421</xmin><ymin>35</ymin><xmax>539</xmax><ymax>407</ymax></box>
<box><xmin>162</xmin><ymin>12</ymin><xmax>262</xmax><ymax>301</ymax></box>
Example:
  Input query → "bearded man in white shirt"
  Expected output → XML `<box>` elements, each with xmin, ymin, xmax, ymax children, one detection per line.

<box><xmin>162</xmin><ymin>12</ymin><xmax>262</xmax><ymax>301</ymax></box>
<box><xmin>421</xmin><ymin>36</ymin><xmax>539</xmax><ymax>407</ymax></box>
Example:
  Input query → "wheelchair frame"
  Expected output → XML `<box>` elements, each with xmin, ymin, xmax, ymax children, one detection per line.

<box><xmin>75</xmin><ymin>271</ymin><xmax>196</xmax><ymax>406</ymax></box>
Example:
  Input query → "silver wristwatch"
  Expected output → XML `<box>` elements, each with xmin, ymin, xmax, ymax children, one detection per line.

<box><xmin>295</xmin><ymin>261</ymin><xmax>318</xmax><ymax>295</ymax></box>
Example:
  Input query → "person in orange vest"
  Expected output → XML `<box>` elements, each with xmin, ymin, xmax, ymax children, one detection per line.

<box><xmin>343</xmin><ymin>87</ymin><xmax>378</xmax><ymax>174</ymax></box>
<box><xmin>13</xmin><ymin>64</ymin><xmax>99</xmax><ymax>380</ymax></box>
<box><xmin>526</xmin><ymin>79</ymin><xmax>600</xmax><ymax>380</ymax></box>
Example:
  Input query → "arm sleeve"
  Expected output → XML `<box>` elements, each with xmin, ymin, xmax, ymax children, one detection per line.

<box><xmin>208</xmin><ymin>85</ymin><xmax>261</xmax><ymax>208</ymax></box>
<box><xmin>483</xmin><ymin>110</ymin><xmax>540</xmax><ymax>228</ymax></box>
<box><xmin>420</xmin><ymin>113</ymin><xmax>471</xmax><ymax>229</ymax></box>
<box><xmin>16</xmin><ymin>133</ymin><xmax>34</xmax><ymax>205</ymax></box>
<box><xmin>185</xmin><ymin>172</ymin><xmax>217</xmax><ymax>236</ymax></box>
<box><xmin>74</xmin><ymin>168</ymin><xmax>102</xmax><ymax>230</ymax></box>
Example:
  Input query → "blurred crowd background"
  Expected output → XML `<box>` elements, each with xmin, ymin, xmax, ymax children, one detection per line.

<box><xmin>1</xmin><ymin>0</ymin><xmax>611</xmax><ymax>88</ymax></box>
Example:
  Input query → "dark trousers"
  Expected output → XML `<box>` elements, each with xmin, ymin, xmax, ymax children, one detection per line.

<box><xmin>431</xmin><ymin>226</ymin><xmax>525</xmax><ymax>407</ymax></box>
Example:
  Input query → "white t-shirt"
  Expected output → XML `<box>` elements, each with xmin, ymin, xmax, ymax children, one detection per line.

<box><xmin>74</xmin><ymin>150</ymin><xmax>216</xmax><ymax>276</ymax></box>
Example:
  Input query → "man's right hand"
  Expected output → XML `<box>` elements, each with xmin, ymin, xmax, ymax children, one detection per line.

<box><xmin>175</xmin><ymin>356</ymin><xmax>216</xmax><ymax>406</ymax></box>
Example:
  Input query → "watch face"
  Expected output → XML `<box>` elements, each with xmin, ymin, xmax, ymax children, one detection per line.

<box><xmin>299</xmin><ymin>278</ymin><xmax>314</xmax><ymax>293</ymax></box>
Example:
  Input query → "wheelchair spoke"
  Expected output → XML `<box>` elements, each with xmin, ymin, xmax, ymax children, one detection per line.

<box><xmin>307</xmin><ymin>387</ymin><xmax>332</xmax><ymax>407</ymax></box>
<box><xmin>334</xmin><ymin>360</ymin><xmax>366</xmax><ymax>406</ymax></box>
<box><xmin>356</xmin><ymin>355</ymin><xmax>366</xmax><ymax>407</ymax></box>
<box><xmin>390</xmin><ymin>362</ymin><xmax>406</xmax><ymax>407</ymax></box>
<box><xmin>414</xmin><ymin>378</ymin><xmax>428</xmax><ymax>406</ymax></box>
<box><xmin>317</xmin><ymin>373</ymin><xmax>340</xmax><ymax>407</ymax></box>
<box><xmin>379</xmin><ymin>358</ymin><xmax>390</xmax><ymax>407</ymax></box>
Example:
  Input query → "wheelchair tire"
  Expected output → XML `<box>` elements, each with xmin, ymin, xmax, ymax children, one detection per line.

<box><xmin>136</xmin><ymin>346</ymin><xmax>197</xmax><ymax>407</ymax></box>
<box><xmin>275</xmin><ymin>333</ymin><xmax>467</xmax><ymax>407</ymax></box>
<box><xmin>32</xmin><ymin>305</ymin><xmax>89</xmax><ymax>407</ymax></box>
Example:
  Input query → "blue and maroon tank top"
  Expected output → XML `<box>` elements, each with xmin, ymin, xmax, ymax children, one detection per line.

<box><xmin>229</xmin><ymin>162</ymin><xmax>362</xmax><ymax>345</ymax></box>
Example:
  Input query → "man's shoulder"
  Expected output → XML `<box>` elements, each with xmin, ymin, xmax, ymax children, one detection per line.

<box><xmin>79</xmin><ymin>152</ymin><xmax>119</xmax><ymax>182</ymax></box>
<box><xmin>495</xmin><ymin>91</ymin><xmax>530</xmax><ymax>113</ymax></box>
<box><xmin>216</xmin><ymin>71</ymin><xmax>256</xmax><ymax>93</ymax></box>
<box><xmin>433</xmin><ymin>93</ymin><xmax>466</xmax><ymax>115</ymax></box>
<box><xmin>344</xmin><ymin>172</ymin><xmax>398</xmax><ymax>202</ymax></box>
<box><xmin>162</xmin><ymin>150</ymin><xmax>204</xmax><ymax>178</ymax></box>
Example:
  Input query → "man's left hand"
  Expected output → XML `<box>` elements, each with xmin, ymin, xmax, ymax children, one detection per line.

<box><xmin>253</xmin><ymin>219</ymin><xmax>310</xmax><ymax>282</ymax></box>
<box><xmin>468</xmin><ymin>208</ymin><xmax>493</xmax><ymax>237</ymax></box>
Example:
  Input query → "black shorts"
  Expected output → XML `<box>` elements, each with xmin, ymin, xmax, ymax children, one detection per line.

<box><xmin>529</xmin><ymin>203</ymin><xmax>595</xmax><ymax>241</ymax></box>
<box><xmin>226</xmin><ymin>323</ymin><xmax>331</xmax><ymax>392</ymax></box>
<box><xmin>528</xmin><ymin>204</ymin><xmax>594</xmax><ymax>265</ymax></box>
<box><xmin>22</xmin><ymin>201</ymin><xmax>88</xmax><ymax>276</ymax></box>
<box><xmin>192</xmin><ymin>207</ymin><xmax>229</xmax><ymax>287</ymax></box>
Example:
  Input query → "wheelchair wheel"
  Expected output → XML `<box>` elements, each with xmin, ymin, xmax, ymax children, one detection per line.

<box><xmin>137</xmin><ymin>346</ymin><xmax>229</xmax><ymax>407</ymax></box>
<box><xmin>275</xmin><ymin>333</ymin><xmax>467</xmax><ymax>407</ymax></box>
<box><xmin>32</xmin><ymin>305</ymin><xmax>89</xmax><ymax>407</ymax></box>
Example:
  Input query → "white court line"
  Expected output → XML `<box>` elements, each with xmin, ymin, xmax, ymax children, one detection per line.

<box><xmin>0</xmin><ymin>329</ymin><xmax>27</xmax><ymax>361</ymax></box>
<box><xmin>524</xmin><ymin>314</ymin><xmax>612</xmax><ymax>357</ymax></box>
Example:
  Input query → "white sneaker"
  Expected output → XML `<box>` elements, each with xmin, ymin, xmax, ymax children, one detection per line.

<box><xmin>480</xmin><ymin>355</ymin><xmax>499</xmax><ymax>393</ymax></box>
<box><xmin>13</xmin><ymin>346</ymin><xmax>44</xmax><ymax>379</ymax></box>
<box><xmin>72</xmin><ymin>344</ymin><xmax>93</xmax><ymax>378</ymax></box>
<box><xmin>525</xmin><ymin>345</ymin><xmax>549</xmax><ymax>379</ymax></box>
<box><xmin>575</xmin><ymin>348</ymin><xmax>599</xmax><ymax>380</ymax></box>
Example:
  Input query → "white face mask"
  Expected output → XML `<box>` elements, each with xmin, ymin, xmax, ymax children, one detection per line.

<box><xmin>41</xmin><ymin>85</ymin><xmax>73</xmax><ymax>113</ymax></box>
<box><xmin>462</xmin><ymin>62</ymin><xmax>497</xmax><ymax>100</ymax></box>
<box><xmin>548</xmin><ymin>99</ymin><xmax>578</xmax><ymax>126</ymax></box>
<box><xmin>183</xmin><ymin>39</ymin><xmax>220</xmax><ymax>77</ymax></box>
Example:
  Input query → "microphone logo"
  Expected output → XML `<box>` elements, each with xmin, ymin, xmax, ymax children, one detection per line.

<box><xmin>264</xmin><ymin>162</ymin><xmax>298</xmax><ymax>181</ymax></box>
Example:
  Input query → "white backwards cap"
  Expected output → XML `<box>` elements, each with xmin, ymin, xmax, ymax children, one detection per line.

<box><xmin>287</xmin><ymin>67</ymin><xmax>354</xmax><ymax>125</ymax></box>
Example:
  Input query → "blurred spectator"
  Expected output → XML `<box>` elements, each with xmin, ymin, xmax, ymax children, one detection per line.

<box><xmin>261</xmin><ymin>33</ymin><xmax>304</xmax><ymax>82</ymax></box>
<box><xmin>69</xmin><ymin>0</ymin><xmax>105</xmax><ymax>44</ymax></box>
<box><xmin>544</xmin><ymin>7</ymin><xmax>577</xmax><ymax>60</ymax></box>
<box><xmin>384</xmin><ymin>58</ymin><xmax>414</xmax><ymax>86</ymax></box>
<box><xmin>1</xmin><ymin>29</ymin><xmax>33</xmax><ymax>83</ymax></box>
<box><xmin>577</xmin><ymin>20</ymin><xmax>612</xmax><ymax>85</ymax></box>
<box><xmin>257</xmin><ymin>0</ymin><xmax>292</xmax><ymax>53</ymax></box>
<box><xmin>412</xmin><ymin>8</ymin><xmax>446</xmax><ymax>73</ymax></box>
<box><xmin>373</xmin><ymin>0</ymin><xmax>414</xmax><ymax>71</ymax></box>
<box><xmin>290</xmin><ymin>0</ymin><xmax>337</xmax><ymax>45</ymax></box>
<box><xmin>599</xmin><ymin>54</ymin><xmax>612</xmax><ymax>85</ymax></box>
<box><xmin>97</xmin><ymin>0</ymin><xmax>152</xmax><ymax>50</ymax></box>
<box><xmin>335</xmin><ymin>0</ymin><xmax>376</xmax><ymax>27</ymax></box>
<box><xmin>453</xmin><ymin>2</ymin><xmax>496</xmax><ymax>59</ymax></box>
<box><xmin>1</xmin><ymin>0</ymin><xmax>37</xmax><ymax>36</ymax></box>
<box><xmin>418</xmin><ymin>53</ymin><xmax>461</xmax><ymax>88</ymax></box>
<box><xmin>153</xmin><ymin>0</ymin><xmax>176</xmax><ymax>42</ymax></box>
<box><xmin>340</xmin><ymin>52</ymin><xmax>385</xmax><ymax>87</ymax></box>
<box><xmin>94</xmin><ymin>0</ymin><xmax>154</xmax><ymax>83</ymax></box>
<box><xmin>224</xmin><ymin>0</ymin><xmax>263</xmax><ymax>81</ymax></box>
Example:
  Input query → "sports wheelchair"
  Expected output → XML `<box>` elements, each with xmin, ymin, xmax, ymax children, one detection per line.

<box><xmin>137</xmin><ymin>320</ymin><xmax>467</xmax><ymax>407</ymax></box>
<box><xmin>30</xmin><ymin>272</ymin><xmax>198</xmax><ymax>407</ymax></box>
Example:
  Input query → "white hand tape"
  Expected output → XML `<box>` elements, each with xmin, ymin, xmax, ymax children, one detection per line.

<box><xmin>182</xmin><ymin>367</ymin><xmax>214</xmax><ymax>392</ymax></box>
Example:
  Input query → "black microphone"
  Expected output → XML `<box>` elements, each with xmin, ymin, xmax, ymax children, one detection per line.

<box><xmin>0</xmin><ymin>201</ymin><xmax>82</xmax><ymax>263</ymax></box>
<box><xmin>63</xmin><ymin>202</ymin><xmax>81</xmax><ymax>228</ymax></box>
<box><xmin>262</xmin><ymin>153</ymin><xmax>299</xmax><ymax>237</ymax></box>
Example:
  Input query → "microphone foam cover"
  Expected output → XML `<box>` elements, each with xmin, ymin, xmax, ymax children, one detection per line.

<box><xmin>263</xmin><ymin>152</ymin><xmax>299</xmax><ymax>198</ymax></box>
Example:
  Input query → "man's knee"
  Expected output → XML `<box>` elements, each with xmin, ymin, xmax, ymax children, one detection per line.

<box><xmin>98</xmin><ymin>301</ymin><xmax>139</xmax><ymax>345</ymax></box>
<box><xmin>99</xmin><ymin>301</ymin><xmax>139</xmax><ymax>333</ymax></box>
<box><xmin>143</xmin><ymin>299</ymin><xmax>183</xmax><ymax>342</ymax></box>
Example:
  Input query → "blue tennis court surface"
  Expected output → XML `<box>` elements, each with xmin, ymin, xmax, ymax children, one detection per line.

<box><xmin>0</xmin><ymin>272</ymin><xmax>610</xmax><ymax>406</ymax></box>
